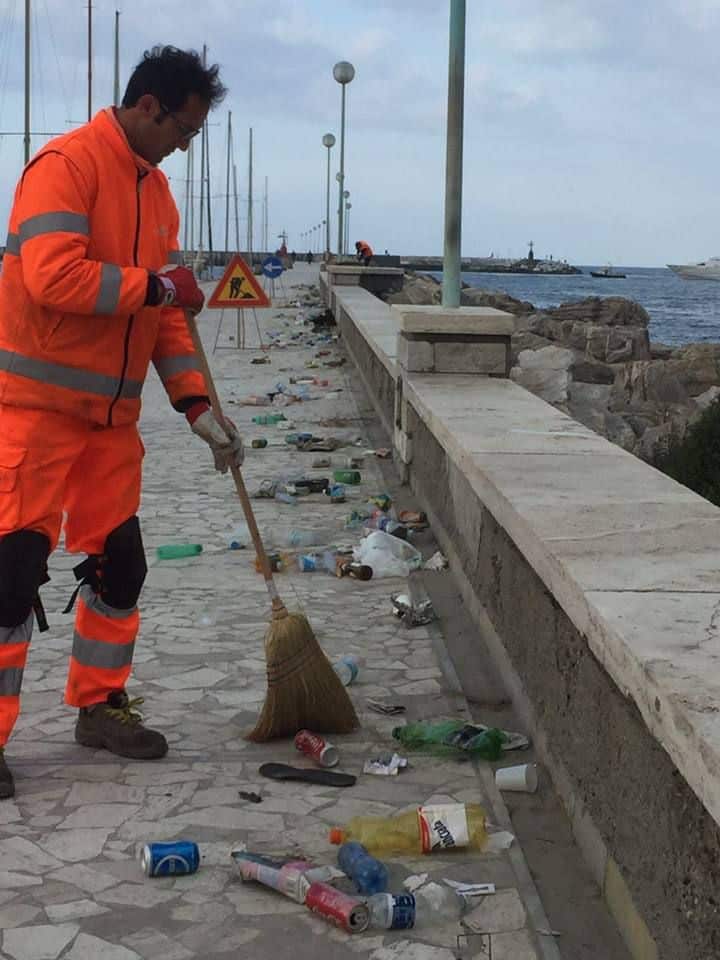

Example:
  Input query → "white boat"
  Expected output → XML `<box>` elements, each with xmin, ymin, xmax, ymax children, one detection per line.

<box><xmin>667</xmin><ymin>257</ymin><xmax>720</xmax><ymax>280</ymax></box>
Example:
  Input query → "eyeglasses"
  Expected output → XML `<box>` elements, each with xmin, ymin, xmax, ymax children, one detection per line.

<box><xmin>157</xmin><ymin>102</ymin><xmax>201</xmax><ymax>142</ymax></box>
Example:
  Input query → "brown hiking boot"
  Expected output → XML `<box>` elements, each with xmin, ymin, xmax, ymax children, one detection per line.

<box><xmin>0</xmin><ymin>747</ymin><xmax>15</xmax><ymax>799</ymax></box>
<box><xmin>75</xmin><ymin>690</ymin><xmax>168</xmax><ymax>760</ymax></box>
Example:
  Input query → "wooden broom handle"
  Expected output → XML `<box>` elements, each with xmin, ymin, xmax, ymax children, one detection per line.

<box><xmin>184</xmin><ymin>310</ymin><xmax>285</xmax><ymax>613</ymax></box>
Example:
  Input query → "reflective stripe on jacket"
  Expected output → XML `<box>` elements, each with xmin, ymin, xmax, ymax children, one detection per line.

<box><xmin>0</xmin><ymin>108</ymin><xmax>206</xmax><ymax>426</ymax></box>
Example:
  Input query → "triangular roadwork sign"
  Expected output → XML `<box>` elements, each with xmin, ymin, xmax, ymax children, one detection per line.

<box><xmin>207</xmin><ymin>255</ymin><xmax>270</xmax><ymax>308</ymax></box>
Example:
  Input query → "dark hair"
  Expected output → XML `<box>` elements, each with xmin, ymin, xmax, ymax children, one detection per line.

<box><xmin>122</xmin><ymin>45</ymin><xmax>226</xmax><ymax>111</ymax></box>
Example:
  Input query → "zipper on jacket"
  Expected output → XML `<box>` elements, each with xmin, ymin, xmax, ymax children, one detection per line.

<box><xmin>107</xmin><ymin>170</ymin><xmax>143</xmax><ymax>426</ymax></box>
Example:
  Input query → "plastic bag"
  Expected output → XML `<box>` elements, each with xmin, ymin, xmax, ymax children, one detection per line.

<box><xmin>352</xmin><ymin>530</ymin><xmax>421</xmax><ymax>578</ymax></box>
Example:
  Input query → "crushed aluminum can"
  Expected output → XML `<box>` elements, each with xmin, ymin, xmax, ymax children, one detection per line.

<box><xmin>390</xmin><ymin>592</ymin><xmax>435</xmax><ymax>627</ymax></box>
<box><xmin>294</xmin><ymin>730</ymin><xmax>339</xmax><ymax>767</ymax></box>
<box><xmin>305</xmin><ymin>881</ymin><xmax>370</xmax><ymax>933</ymax></box>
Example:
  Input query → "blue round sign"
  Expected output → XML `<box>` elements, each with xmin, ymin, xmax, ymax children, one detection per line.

<box><xmin>262</xmin><ymin>255</ymin><xmax>284</xmax><ymax>279</ymax></box>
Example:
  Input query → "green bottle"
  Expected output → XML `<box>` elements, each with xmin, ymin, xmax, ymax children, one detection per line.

<box><xmin>333</xmin><ymin>469</ymin><xmax>361</xmax><ymax>485</ymax></box>
<box><xmin>392</xmin><ymin>720</ymin><xmax>506</xmax><ymax>761</ymax></box>
<box><xmin>156</xmin><ymin>544</ymin><xmax>203</xmax><ymax>560</ymax></box>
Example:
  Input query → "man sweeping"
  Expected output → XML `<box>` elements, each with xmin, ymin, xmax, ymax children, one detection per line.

<box><xmin>0</xmin><ymin>45</ymin><xmax>243</xmax><ymax>799</ymax></box>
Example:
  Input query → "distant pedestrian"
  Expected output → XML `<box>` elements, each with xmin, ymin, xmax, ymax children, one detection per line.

<box><xmin>355</xmin><ymin>240</ymin><xmax>373</xmax><ymax>267</ymax></box>
<box><xmin>291</xmin><ymin>250</ymin><xmax>297</xmax><ymax>263</ymax></box>
<box><xmin>306</xmin><ymin>250</ymin><xmax>313</xmax><ymax>264</ymax></box>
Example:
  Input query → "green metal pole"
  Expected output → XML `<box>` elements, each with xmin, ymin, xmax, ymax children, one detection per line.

<box><xmin>442</xmin><ymin>0</ymin><xmax>466</xmax><ymax>308</ymax></box>
<box><xmin>337</xmin><ymin>84</ymin><xmax>346</xmax><ymax>256</ymax></box>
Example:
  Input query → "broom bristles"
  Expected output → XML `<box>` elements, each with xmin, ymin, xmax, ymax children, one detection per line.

<box><xmin>247</xmin><ymin>612</ymin><xmax>360</xmax><ymax>742</ymax></box>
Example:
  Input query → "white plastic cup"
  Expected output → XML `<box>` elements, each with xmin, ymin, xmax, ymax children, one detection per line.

<box><xmin>495</xmin><ymin>763</ymin><xmax>538</xmax><ymax>794</ymax></box>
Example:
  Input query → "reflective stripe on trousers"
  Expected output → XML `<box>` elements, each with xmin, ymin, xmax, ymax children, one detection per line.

<box><xmin>0</xmin><ymin>613</ymin><xmax>33</xmax><ymax>746</ymax></box>
<box><xmin>66</xmin><ymin>586</ymin><xmax>138</xmax><ymax>708</ymax></box>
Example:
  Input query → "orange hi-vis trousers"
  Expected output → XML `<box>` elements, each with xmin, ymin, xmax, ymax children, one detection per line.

<box><xmin>0</xmin><ymin>404</ymin><xmax>144</xmax><ymax>746</ymax></box>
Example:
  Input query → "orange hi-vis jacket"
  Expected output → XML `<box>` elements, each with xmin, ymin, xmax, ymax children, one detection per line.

<box><xmin>0</xmin><ymin>108</ymin><xmax>206</xmax><ymax>427</ymax></box>
<box><xmin>357</xmin><ymin>241</ymin><xmax>373</xmax><ymax>258</ymax></box>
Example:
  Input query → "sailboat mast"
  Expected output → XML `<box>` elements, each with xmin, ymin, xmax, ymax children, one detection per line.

<box><xmin>224</xmin><ymin>111</ymin><xmax>231</xmax><ymax>257</ymax></box>
<box><xmin>87</xmin><ymin>0</ymin><xmax>92</xmax><ymax>120</ymax></box>
<box><xmin>198</xmin><ymin>44</ymin><xmax>207</xmax><ymax>253</ymax></box>
<box><xmin>263</xmin><ymin>176</ymin><xmax>268</xmax><ymax>253</ymax></box>
<box><xmin>113</xmin><ymin>10</ymin><xmax>120</xmax><ymax>106</ymax></box>
<box><xmin>247</xmin><ymin>127</ymin><xmax>253</xmax><ymax>257</ymax></box>
<box><xmin>24</xmin><ymin>0</ymin><xmax>30</xmax><ymax>163</ymax></box>
<box><xmin>206</xmin><ymin>120</ymin><xmax>213</xmax><ymax>266</ymax></box>
<box><xmin>232</xmin><ymin>162</ymin><xmax>240</xmax><ymax>253</ymax></box>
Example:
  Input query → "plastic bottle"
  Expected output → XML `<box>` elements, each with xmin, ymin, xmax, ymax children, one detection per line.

<box><xmin>329</xmin><ymin>803</ymin><xmax>487</xmax><ymax>856</ymax></box>
<box><xmin>333</xmin><ymin>469</ymin><xmax>361</xmax><ymax>485</ymax></box>
<box><xmin>392</xmin><ymin>720</ymin><xmax>505</xmax><ymax>761</ymax></box>
<box><xmin>367</xmin><ymin>892</ymin><xmax>416</xmax><ymax>930</ymax></box>
<box><xmin>275</xmin><ymin>491</ymin><xmax>297</xmax><ymax>506</ymax></box>
<box><xmin>227</xmin><ymin>524</ymin><xmax>250</xmax><ymax>550</ymax></box>
<box><xmin>297</xmin><ymin>551</ymin><xmax>336</xmax><ymax>573</ymax></box>
<box><xmin>337</xmin><ymin>842</ymin><xmax>388</xmax><ymax>895</ymax></box>
<box><xmin>363</xmin><ymin>516</ymin><xmax>409</xmax><ymax>540</ymax></box>
<box><xmin>333</xmin><ymin>655</ymin><xmax>358</xmax><ymax>686</ymax></box>
<box><xmin>336</xmin><ymin>561</ymin><xmax>373</xmax><ymax>581</ymax></box>
<box><xmin>156</xmin><ymin>544</ymin><xmax>202</xmax><ymax>560</ymax></box>
<box><xmin>286</xmin><ymin>528</ymin><xmax>333</xmax><ymax>548</ymax></box>
<box><xmin>368</xmin><ymin>884</ymin><xmax>463</xmax><ymax>929</ymax></box>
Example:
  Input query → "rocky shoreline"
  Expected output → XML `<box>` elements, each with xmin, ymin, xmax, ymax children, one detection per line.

<box><xmin>382</xmin><ymin>272</ymin><xmax>720</xmax><ymax>461</ymax></box>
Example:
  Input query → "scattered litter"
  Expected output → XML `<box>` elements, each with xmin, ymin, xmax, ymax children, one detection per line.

<box><xmin>141</xmin><ymin>841</ymin><xmax>199</xmax><ymax>877</ymax></box>
<box><xmin>495</xmin><ymin>763</ymin><xmax>538</xmax><ymax>794</ymax></box>
<box><xmin>238</xmin><ymin>791</ymin><xmax>263</xmax><ymax>804</ymax></box>
<box><xmin>251</xmin><ymin>356</ymin><xmax>270</xmax><ymax>364</ymax></box>
<box><xmin>363</xmin><ymin>752</ymin><xmax>408</xmax><ymax>776</ymax></box>
<box><xmin>366</xmin><ymin>698</ymin><xmax>406</xmax><ymax>716</ymax></box>
<box><xmin>156</xmin><ymin>544</ymin><xmax>202</xmax><ymax>560</ymax></box>
<box><xmin>329</xmin><ymin>802</ymin><xmax>488</xmax><ymax>854</ymax></box>
<box><xmin>373</xmin><ymin>448</ymin><xmax>392</xmax><ymax>458</ymax></box>
<box><xmin>259</xmin><ymin>762</ymin><xmax>356</xmax><ymax>788</ymax></box>
<box><xmin>391</xmin><ymin>592</ymin><xmax>436</xmax><ymax>626</ymax></box>
<box><xmin>484</xmin><ymin>830</ymin><xmax>515</xmax><ymax>853</ymax></box>
<box><xmin>393</xmin><ymin>719</ymin><xmax>529</xmax><ymax>760</ymax></box>
<box><xmin>537</xmin><ymin>927</ymin><xmax>563</xmax><ymax>937</ymax></box>
<box><xmin>443</xmin><ymin>879</ymin><xmax>496</xmax><ymax>897</ymax></box>
<box><xmin>306</xmin><ymin>882</ymin><xmax>369</xmax><ymax>933</ymax></box>
<box><xmin>325</xmin><ymin>357</ymin><xmax>347</xmax><ymax>367</ymax></box>
<box><xmin>241</xmin><ymin>395</ymin><xmax>271</xmax><ymax>406</ymax></box>
<box><xmin>312</xmin><ymin>456</ymin><xmax>332</xmax><ymax>468</ymax></box>
<box><xmin>353</xmin><ymin>530</ymin><xmax>422</xmax><ymax>577</ymax></box>
<box><xmin>231</xmin><ymin>850</ymin><xmax>334</xmax><ymax>903</ymax></box>
<box><xmin>333</xmin><ymin>655</ymin><xmax>359</xmax><ymax>686</ymax></box>
<box><xmin>403</xmin><ymin>874</ymin><xmax>429</xmax><ymax>893</ymax></box>
<box><xmin>295</xmin><ymin>730</ymin><xmax>339</xmax><ymax>767</ymax></box>
<box><xmin>397</xmin><ymin>509</ymin><xmax>428</xmax><ymax>530</ymax></box>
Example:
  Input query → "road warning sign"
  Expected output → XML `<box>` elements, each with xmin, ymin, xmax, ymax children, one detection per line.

<box><xmin>207</xmin><ymin>255</ymin><xmax>270</xmax><ymax>308</ymax></box>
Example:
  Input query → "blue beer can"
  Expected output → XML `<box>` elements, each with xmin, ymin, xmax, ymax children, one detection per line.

<box><xmin>141</xmin><ymin>841</ymin><xmax>200</xmax><ymax>877</ymax></box>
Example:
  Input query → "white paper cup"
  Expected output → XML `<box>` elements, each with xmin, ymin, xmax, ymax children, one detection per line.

<box><xmin>495</xmin><ymin>763</ymin><xmax>538</xmax><ymax>794</ymax></box>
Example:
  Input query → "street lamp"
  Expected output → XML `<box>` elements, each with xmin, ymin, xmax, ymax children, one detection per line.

<box><xmin>345</xmin><ymin>201</ymin><xmax>352</xmax><ymax>258</ymax></box>
<box><xmin>322</xmin><ymin>133</ymin><xmax>335</xmax><ymax>258</ymax></box>
<box><xmin>333</xmin><ymin>60</ymin><xmax>355</xmax><ymax>256</ymax></box>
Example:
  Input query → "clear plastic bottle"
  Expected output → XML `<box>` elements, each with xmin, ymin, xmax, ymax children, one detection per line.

<box><xmin>368</xmin><ymin>883</ymin><xmax>463</xmax><ymax>929</ymax></box>
<box><xmin>297</xmin><ymin>551</ymin><xmax>336</xmax><ymax>573</ymax></box>
<box><xmin>227</xmin><ymin>524</ymin><xmax>250</xmax><ymax>550</ymax></box>
<box><xmin>337</xmin><ymin>841</ymin><xmax>388</xmax><ymax>895</ymax></box>
<box><xmin>333</xmin><ymin>656</ymin><xmax>358</xmax><ymax>686</ymax></box>
<box><xmin>274</xmin><ymin>491</ymin><xmax>297</xmax><ymax>506</ymax></box>
<box><xmin>286</xmin><ymin>528</ymin><xmax>333</xmax><ymax>548</ymax></box>
<box><xmin>329</xmin><ymin>803</ymin><xmax>487</xmax><ymax>856</ymax></box>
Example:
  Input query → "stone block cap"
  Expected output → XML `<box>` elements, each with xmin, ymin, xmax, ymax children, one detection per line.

<box><xmin>327</xmin><ymin>265</ymin><xmax>405</xmax><ymax>276</ymax></box>
<box><xmin>393</xmin><ymin>304</ymin><xmax>515</xmax><ymax>336</ymax></box>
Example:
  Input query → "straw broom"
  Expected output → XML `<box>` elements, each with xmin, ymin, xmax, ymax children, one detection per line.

<box><xmin>184</xmin><ymin>310</ymin><xmax>359</xmax><ymax>741</ymax></box>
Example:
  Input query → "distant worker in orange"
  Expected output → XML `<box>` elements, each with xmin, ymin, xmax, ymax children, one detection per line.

<box><xmin>355</xmin><ymin>240</ymin><xmax>373</xmax><ymax>266</ymax></box>
<box><xmin>0</xmin><ymin>46</ymin><xmax>244</xmax><ymax>799</ymax></box>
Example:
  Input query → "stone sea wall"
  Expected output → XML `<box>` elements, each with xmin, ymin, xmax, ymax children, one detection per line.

<box><xmin>384</xmin><ymin>273</ymin><xmax>720</xmax><ymax>461</ymax></box>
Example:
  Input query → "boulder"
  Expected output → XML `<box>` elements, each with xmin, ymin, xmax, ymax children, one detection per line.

<box><xmin>384</xmin><ymin>272</ymin><xmax>440</xmax><ymax>306</ymax></box>
<box><xmin>610</xmin><ymin>360</ymin><xmax>691</xmax><ymax>415</ymax></box>
<box><xmin>528</xmin><ymin>297</ymin><xmax>651</xmax><ymax>362</ymax></box>
<box><xmin>665</xmin><ymin>343</ymin><xmax>720</xmax><ymax>397</ymax></box>
<box><xmin>510</xmin><ymin>346</ymin><xmax>574</xmax><ymax>404</ymax></box>
<box><xmin>570</xmin><ymin>357</ymin><xmax>616</xmax><ymax>384</ymax></box>
<box><xmin>461</xmin><ymin>287</ymin><xmax>534</xmax><ymax>315</ymax></box>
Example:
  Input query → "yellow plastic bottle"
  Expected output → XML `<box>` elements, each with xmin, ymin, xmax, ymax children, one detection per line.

<box><xmin>329</xmin><ymin>802</ymin><xmax>487</xmax><ymax>856</ymax></box>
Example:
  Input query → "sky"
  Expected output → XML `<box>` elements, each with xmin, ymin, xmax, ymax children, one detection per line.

<box><xmin>0</xmin><ymin>0</ymin><xmax>719</xmax><ymax>267</ymax></box>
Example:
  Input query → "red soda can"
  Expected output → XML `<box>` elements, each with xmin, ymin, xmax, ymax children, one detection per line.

<box><xmin>294</xmin><ymin>729</ymin><xmax>339</xmax><ymax>767</ymax></box>
<box><xmin>305</xmin><ymin>881</ymin><xmax>370</xmax><ymax>933</ymax></box>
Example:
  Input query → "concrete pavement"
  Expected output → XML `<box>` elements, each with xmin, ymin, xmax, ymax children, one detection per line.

<box><xmin>2</xmin><ymin>263</ymin><xmax>556</xmax><ymax>960</ymax></box>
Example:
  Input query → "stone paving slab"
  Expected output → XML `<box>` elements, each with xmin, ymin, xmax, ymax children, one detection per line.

<box><xmin>1</xmin><ymin>264</ymin><xmax>553</xmax><ymax>960</ymax></box>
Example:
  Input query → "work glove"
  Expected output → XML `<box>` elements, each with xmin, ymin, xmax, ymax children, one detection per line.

<box><xmin>187</xmin><ymin>404</ymin><xmax>244</xmax><ymax>473</ymax></box>
<box><xmin>149</xmin><ymin>266</ymin><xmax>205</xmax><ymax>314</ymax></box>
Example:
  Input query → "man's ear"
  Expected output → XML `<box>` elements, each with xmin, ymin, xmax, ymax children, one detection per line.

<box><xmin>136</xmin><ymin>93</ymin><xmax>159</xmax><ymax>117</ymax></box>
